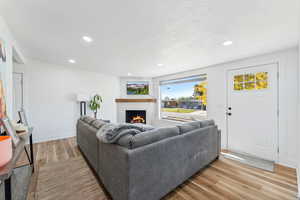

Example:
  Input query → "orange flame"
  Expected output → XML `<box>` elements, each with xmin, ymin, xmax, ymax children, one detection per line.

<box><xmin>131</xmin><ymin>116</ymin><xmax>145</xmax><ymax>123</ymax></box>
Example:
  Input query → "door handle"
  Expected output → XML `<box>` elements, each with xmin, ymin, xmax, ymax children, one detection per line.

<box><xmin>227</xmin><ymin>112</ymin><xmax>232</xmax><ymax>116</ymax></box>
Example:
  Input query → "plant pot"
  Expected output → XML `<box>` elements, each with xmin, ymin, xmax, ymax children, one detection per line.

<box><xmin>0</xmin><ymin>136</ymin><xmax>12</xmax><ymax>167</ymax></box>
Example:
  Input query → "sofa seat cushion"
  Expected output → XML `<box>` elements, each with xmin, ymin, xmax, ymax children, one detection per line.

<box><xmin>118</xmin><ymin>126</ymin><xmax>180</xmax><ymax>149</ymax></box>
<box><xmin>199</xmin><ymin>120</ymin><xmax>215</xmax><ymax>127</ymax></box>
<box><xmin>177</xmin><ymin>121</ymin><xmax>201</xmax><ymax>134</ymax></box>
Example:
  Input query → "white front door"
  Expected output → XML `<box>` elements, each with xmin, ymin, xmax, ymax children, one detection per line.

<box><xmin>227</xmin><ymin>63</ymin><xmax>278</xmax><ymax>161</ymax></box>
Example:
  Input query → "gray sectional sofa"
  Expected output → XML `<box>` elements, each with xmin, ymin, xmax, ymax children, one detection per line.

<box><xmin>77</xmin><ymin>116</ymin><xmax>221</xmax><ymax>200</ymax></box>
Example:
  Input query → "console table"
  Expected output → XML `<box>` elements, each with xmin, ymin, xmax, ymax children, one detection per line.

<box><xmin>0</xmin><ymin>128</ymin><xmax>34</xmax><ymax>200</ymax></box>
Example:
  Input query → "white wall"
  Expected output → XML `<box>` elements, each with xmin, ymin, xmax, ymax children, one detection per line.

<box><xmin>14</xmin><ymin>59</ymin><xmax>120</xmax><ymax>143</ymax></box>
<box><xmin>153</xmin><ymin>47</ymin><xmax>299</xmax><ymax>168</ymax></box>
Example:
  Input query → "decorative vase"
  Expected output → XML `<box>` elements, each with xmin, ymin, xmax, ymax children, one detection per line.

<box><xmin>0</xmin><ymin>136</ymin><xmax>12</xmax><ymax>167</ymax></box>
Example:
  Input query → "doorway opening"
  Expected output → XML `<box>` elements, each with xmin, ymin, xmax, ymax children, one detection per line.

<box><xmin>13</xmin><ymin>72</ymin><xmax>24</xmax><ymax>121</ymax></box>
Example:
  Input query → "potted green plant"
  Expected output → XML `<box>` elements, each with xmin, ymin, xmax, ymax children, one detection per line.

<box><xmin>89</xmin><ymin>94</ymin><xmax>102</xmax><ymax>119</ymax></box>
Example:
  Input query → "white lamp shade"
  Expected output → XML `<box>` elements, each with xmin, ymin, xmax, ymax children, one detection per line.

<box><xmin>77</xmin><ymin>94</ymin><xmax>89</xmax><ymax>102</ymax></box>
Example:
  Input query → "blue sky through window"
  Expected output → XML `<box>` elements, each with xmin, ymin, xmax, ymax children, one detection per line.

<box><xmin>160</xmin><ymin>80</ymin><xmax>198</xmax><ymax>99</ymax></box>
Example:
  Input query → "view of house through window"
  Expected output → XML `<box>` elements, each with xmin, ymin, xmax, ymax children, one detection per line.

<box><xmin>160</xmin><ymin>75</ymin><xmax>207</xmax><ymax>121</ymax></box>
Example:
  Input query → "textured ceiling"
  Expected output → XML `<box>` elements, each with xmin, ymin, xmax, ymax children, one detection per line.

<box><xmin>0</xmin><ymin>0</ymin><xmax>299</xmax><ymax>77</ymax></box>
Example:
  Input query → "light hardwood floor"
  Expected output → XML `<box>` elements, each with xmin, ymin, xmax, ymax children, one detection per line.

<box><xmin>18</xmin><ymin>137</ymin><xmax>298</xmax><ymax>200</ymax></box>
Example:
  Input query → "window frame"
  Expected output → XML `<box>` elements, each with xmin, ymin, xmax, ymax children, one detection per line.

<box><xmin>158</xmin><ymin>74</ymin><xmax>208</xmax><ymax>122</ymax></box>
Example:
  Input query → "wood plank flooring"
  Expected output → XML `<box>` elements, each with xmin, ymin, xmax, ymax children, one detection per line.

<box><xmin>20</xmin><ymin>137</ymin><xmax>298</xmax><ymax>200</ymax></box>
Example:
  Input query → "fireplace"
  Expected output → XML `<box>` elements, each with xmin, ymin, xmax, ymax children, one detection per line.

<box><xmin>126</xmin><ymin>110</ymin><xmax>146</xmax><ymax>124</ymax></box>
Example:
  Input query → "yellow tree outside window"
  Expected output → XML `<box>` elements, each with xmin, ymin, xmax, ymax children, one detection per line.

<box><xmin>194</xmin><ymin>82</ymin><xmax>207</xmax><ymax>107</ymax></box>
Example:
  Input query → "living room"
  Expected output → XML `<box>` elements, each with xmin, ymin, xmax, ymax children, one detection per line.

<box><xmin>0</xmin><ymin>1</ymin><xmax>299</xmax><ymax>200</ymax></box>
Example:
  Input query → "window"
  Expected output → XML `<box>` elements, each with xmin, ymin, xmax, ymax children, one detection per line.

<box><xmin>233</xmin><ymin>72</ymin><xmax>268</xmax><ymax>91</ymax></box>
<box><xmin>160</xmin><ymin>75</ymin><xmax>207</xmax><ymax>121</ymax></box>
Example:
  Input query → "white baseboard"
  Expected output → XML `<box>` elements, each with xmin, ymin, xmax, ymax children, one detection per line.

<box><xmin>34</xmin><ymin>133</ymin><xmax>76</xmax><ymax>143</ymax></box>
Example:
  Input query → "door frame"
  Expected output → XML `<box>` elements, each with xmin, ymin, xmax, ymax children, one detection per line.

<box><xmin>13</xmin><ymin>72</ymin><xmax>24</xmax><ymax>109</ymax></box>
<box><xmin>225</xmin><ymin>62</ymin><xmax>279</xmax><ymax>162</ymax></box>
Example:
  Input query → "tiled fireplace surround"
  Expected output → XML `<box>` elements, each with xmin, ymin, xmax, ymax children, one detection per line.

<box><xmin>116</xmin><ymin>99</ymin><xmax>156</xmax><ymax>125</ymax></box>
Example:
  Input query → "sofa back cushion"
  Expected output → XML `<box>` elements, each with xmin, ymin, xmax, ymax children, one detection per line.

<box><xmin>91</xmin><ymin>119</ymin><xmax>107</xmax><ymax>129</ymax></box>
<box><xmin>117</xmin><ymin>134</ymin><xmax>134</xmax><ymax>148</ymax></box>
<box><xmin>81</xmin><ymin>116</ymin><xmax>96</xmax><ymax>124</ymax></box>
<box><xmin>117</xmin><ymin>126</ymin><xmax>180</xmax><ymax>149</ymax></box>
<box><xmin>176</xmin><ymin>120</ymin><xmax>215</xmax><ymax>134</ymax></box>
<box><xmin>177</xmin><ymin>121</ymin><xmax>201</xmax><ymax>134</ymax></box>
<box><xmin>199</xmin><ymin>120</ymin><xmax>215</xmax><ymax>128</ymax></box>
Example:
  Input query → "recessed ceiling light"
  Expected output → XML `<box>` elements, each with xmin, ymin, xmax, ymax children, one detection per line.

<box><xmin>82</xmin><ymin>35</ymin><xmax>93</xmax><ymax>43</ymax></box>
<box><xmin>127</xmin><ymin>72</ymin><xmax>132</xmax><ymax>76</ymax></box>
<box><xmin>223</xmin><ymin>40</ymin><xmax>233</xmax><ymax>46</ymax></box>
<box><xmin>157</xmin><ymin>64</ymin><xmax>164</xmax><ymax>67</ymax></box>
<box><xmin>68</xmin><ymin>59</ymin><xmax>76</xmax><ymax>64</ymax></box>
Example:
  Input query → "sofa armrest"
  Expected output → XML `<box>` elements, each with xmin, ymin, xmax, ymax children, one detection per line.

<box><xmin>76</xmin><ymin>120</ymin><xmax>99</xmax><ymax>171</ymax></box>
<box><xmin>127</xmin><ymin>136</ymin><xmax>186</xmax><ymax>200</ymax></box>
<box><xmin>98</xmin><ymin>143</ymin><xmax>130</xmax><ymax>200</ymax></box>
